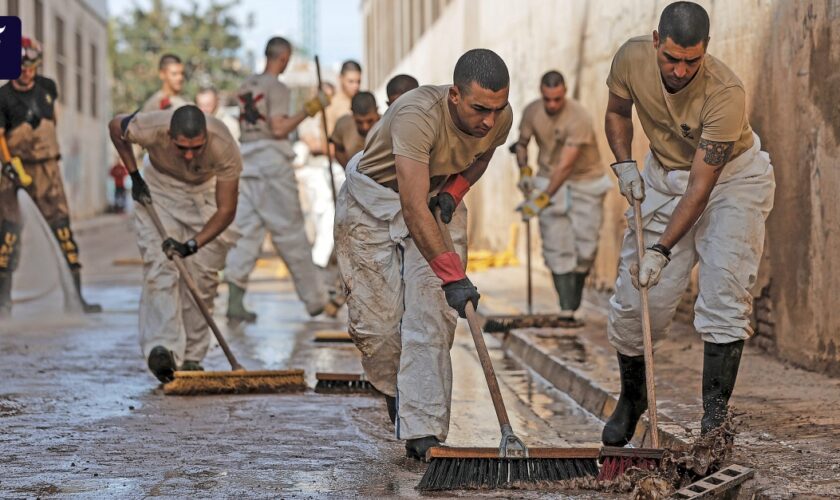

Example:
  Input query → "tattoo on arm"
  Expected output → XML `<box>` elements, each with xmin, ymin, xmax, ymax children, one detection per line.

<box><xmin>698</xmin><ymin>139</ymin><xmax>734</xmax><ymax>167</ymax></box>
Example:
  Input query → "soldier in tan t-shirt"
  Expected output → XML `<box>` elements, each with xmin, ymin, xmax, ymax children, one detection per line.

<box><xmin>109</xmin><ymin>105</ymin><xmax>243</xmax><ymax>384</ymax></box>
<box><xmin>600</xmin><ymin>2</ymin><xmax>775</xmax><ymax>447</ymax></box>
<box><xmin>324</xmin><ymin>60</ymin><xmax>361</xmax><ymax>136</ymax></box>
<box><xmin>512</xmin><ymin>71</ymin><xmax>611</xmax><ymax>323</ymax></box>
<box><xmin>141</xmin><ymin>54</ymin><xmax>190</xmax><ymax>112</ymax></box>
<box><xmin>330</xmin><ymin>91</ymin><xmax>380</xmax><ymax>167</ymax></box>
<box><xmin>335</xmin><ymin>49</ymin><xmax>512</xmax><ymax>460</ymax></box>
<box><xmin>223</xmin><ymin>36</ymin><xmax>335</xmax><ymax>323</ymax></box>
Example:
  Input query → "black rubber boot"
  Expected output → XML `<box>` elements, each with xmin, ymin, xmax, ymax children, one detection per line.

<box><xmin>701</xmin><ymin>340</ymin><xmax>744</xmax><ymax>435</ymax></box>
<box><xmin>405</xmin><ymin>436</ymin><xmax>440</xmax><ymax>461</ymax></box>
<box><xmin>385</xmin><ymin>395</ymin><xmax>397</xmax><ymax>425</ymax></box>
<box><xmin>226</xmin><ymin>282</ymin><xmax>257</xmax><ymax>323</ymax></box>
<box><xmin>147</xmin><ymin>345</ymin><xmax>177</xmax><ymax>383</ymax></box>
<box><xmin>552</xmin><ymin>272</ymin><xmax>578</xmax><ymax>313</ymax></box>
<box><xmin>71</xmin><ymin>269</ymin><xmax>102</xmax><ymax>313</ymax></box>
<box><xmin>602</xmin><ymin>353</ymin><xmax>648</xmax><ymax>446</ymax></box>
<box><xmin>0</xmin><ymin>271</ymin><xmax>12</xmax><ymax>318</ymax></box>
<box><xmin>572</xmin><ymin>271</ymin><xmax>588</xmax><ymax>311</ymax></box>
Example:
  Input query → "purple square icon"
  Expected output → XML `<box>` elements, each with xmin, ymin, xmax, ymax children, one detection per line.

<box><xmin>0</xmin><ymin>17</ymin><xmax>22</xmax><ymax>80</ymax></box>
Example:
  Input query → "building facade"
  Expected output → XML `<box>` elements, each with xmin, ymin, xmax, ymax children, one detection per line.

<box><xmin>362</xmin><ymin>0</ymin><xmax>840</xmax><ymax>376</ymax></box>
<box><xmin>2</xmin><ymin>0</ymin><xmax>110</xmax><ymax>218</ymax></box>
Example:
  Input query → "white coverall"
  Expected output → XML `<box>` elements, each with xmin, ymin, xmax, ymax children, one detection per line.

<box><xmin>335</xmin><ymin>154</ymin><xmax>467</xmax><ymax>441</ymax></box>
<box><xmin>535</xmin><ymin>175</ymin><xmax>612</xmax><ymax>274</ymax></box>
<box><xmin>295</xmin><ymin>153</ymin><xmax>345</xmax><ymax>268</ymax></box>
<box><xmin>608</xmin><ymin>134</ymin><xmax>775</xmax><ymax>356</ymax></box>
<box><xmin>225</xmin><ymin>139</ymin><xmax>327</xmax><ymax>315</ymax></box>
<box><xmin>135</xmin><ymin>165</ymin><xmax>237</xmax><ymax>364</ymax></box>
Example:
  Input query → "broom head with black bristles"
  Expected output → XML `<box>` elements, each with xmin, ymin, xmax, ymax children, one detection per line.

<box><xmin>314</xmin><ymin>372</ymin><xmax>380</xmax><ymax>394</ymax></box>
<box><xmin>163</xmin><ymin>369</ymin><xmax>307</xmax><ymax>395</ymax></box>
<box><xmin>597</xmin><ymin>446</ymin><xmax>665</xmax><ymax>481</ymax></box>
<box><xmin>482</xmin><ymin>313</ymin><xmax>583</xmax><ymax>333</ymax></box>
<box><xmin>418</xmin><ymin>446</ymin><xmax>601</xmax><ymax>491</ymax></box>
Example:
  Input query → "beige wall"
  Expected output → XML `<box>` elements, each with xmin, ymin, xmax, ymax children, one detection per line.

<box><xmin>363</xmin><ymin>0</ymin><xmax>840</xmax><ymax>376</ymax></box>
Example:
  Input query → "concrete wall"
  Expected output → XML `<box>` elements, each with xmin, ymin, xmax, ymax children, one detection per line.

<box><xmin>2</xmin><ymin>0</ymin><xmax>111</xmax><ymax>219</ymax></box>
<box><xmin>363</xmin><ymin>0</ymin><xmax>840</xmax><ymax>376</ymax></box>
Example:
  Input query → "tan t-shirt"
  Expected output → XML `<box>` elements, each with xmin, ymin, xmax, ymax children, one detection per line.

<box><xmin>330</xmin><ymin>114</ymin><xmax>366</xmax><ymax>159</ymax></box>
<box><xmin>606</xmin><ymin>35</ymin><xmax>754</xmax><ymax>170</ymax></box>
<box><xmin>141</xmin><ymin>90</ymin><xmax>189</xmax><ymax>112</ymax></box>
<box><xmin>124</xmin><ymin>110</ymin><xmax>242</xmax><ymax>184</ymax></box>
<box><xmin>325</xmin><ymin>90</ymin><xmax>352</xmax><ymax>136</ymax></box>
<box><xmin>357</xmin><ymin>85</ymin><xmax>513</xmax><ymax>187</ymax></box>
<box><xmin>237</xmin><ymin>73</ymin><xmax>290</xmax><ymax>143</ymax></box>
<box><xmin>517</xmin><ymin>97</ymin><xmax>604</xmax><ymax>181</ymax></box>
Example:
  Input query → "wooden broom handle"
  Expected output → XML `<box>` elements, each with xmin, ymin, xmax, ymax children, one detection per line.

<box><xmin>143</xmin><ymin>202</ymin><xmax>244</xmax><ymax>371</ymax></box>
<box><xmin>314</xmin><ymin>55</ymin><xmax>338</xmax><ymax>207</ymax></box>
<box><xmin>435</xmin><ymin>211</ymin><xmax>512</xmax><ymax>429</ymax></box>
<box><xmin>633</xmin><ymin>199</ymin><xmax>660</xmax><ymax>448</ymax></box>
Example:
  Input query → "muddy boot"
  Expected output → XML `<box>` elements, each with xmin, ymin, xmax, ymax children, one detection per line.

<box><xmin>385</xmin><ymin>395</ymin><xmax>397</xmax><ymax>425</ymax></box>
<box><xmin>226</xmin><ymin>282</ymin><xmax>257</xmax><ymax>323</ymax></box>
<box><xmin>405</xmin><ymin>436</ymin><xmax>440</xmax><ymax>461</ymax></box>
<box><xmin>180</xmin><ymin>360</ymin><xmax>204</xmax><ymax>371</ymax></box>
<box><xmin>72</xmin><ymin>269</ymin><xmax>102</xmax><ymax>313</ymax></box>
<box><xmin>701</xmin><ymin>340</ymin><xmax>744</xmax><ymax>435</ymax></box>
<box><xmin>0</xmin><ymin>271</ymin><xmax>11</xmax><ymax>319</ymax></box>
<box><xmin>552</xmin><ymin>272</ymin><xmax>583</xmax><ymax>326</ymax></box>
<box><xmin>602</xmin><ymin>353</ymin><xmax>647</xmax><ymax>446</ymax></box>
<box><xmin>147</xmin><ymin>345</ymin><xmax>177</xmax><ymax>383</ymax></box>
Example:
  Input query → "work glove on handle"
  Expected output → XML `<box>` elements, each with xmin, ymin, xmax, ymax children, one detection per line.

<box><xmin>303</xmin><ymin>90</ymin><xmax>331</xmax><ymax>117</ymax></box>
<box><xmin>517</xmin><ymin>166</ymin><xmax>535</xmax><ymax>195</ymax></box>
<box><xmin>629</xmin><ymin>245</ymin><xmax>670</xmax><ymax>289</ymax></box>
<box><xmin>162</xmin><ymin>237</ymin><xmax>198</xmax><ymax>260</ymax></box>
<box><xmin>430</xmin><ymin>251</ymin><xmax>480</xmax><ymax>318</ymax></box>
<box><xmin>515</xmin><ymin>191</ymin><xmax>551</xmax><ymax>221</ymax></box>
<box><xmin>611</xmin><ymin>160</ymin><xmax>645</xmax><ymax>204</ymax></box>
<box><xmin>130</xmin><ymin>170</ymin><xmax>152</xmax><ymax>206</ymax></box>
<box><xmin>428</xmin><ymin>174</ymin><xmax>470</xmax><ymax>224</ymax></box>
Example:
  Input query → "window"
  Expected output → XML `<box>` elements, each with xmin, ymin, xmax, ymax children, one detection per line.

<box><xmin>35</xmin><ymin>1</ymin><xmax>44</xmax><ymax>44</ymax></box>
<box><xmin>75</xmin><ymin>31</ymin><xmax>83</xmax><ymax>112</ymax></box>
<box><xmin>7</xmin><ymin>0</ymin><xmax>19</xmax><ymax>17</ymax></box>
<box><xmin>55</xmin><ymin>16</ymin><xmax>66</xmax><ymax>101</ymax></box>
<box><xmin>89</xmin><ymin>43</ymin><xmax>97</xmax><ymax>117</ymax></box>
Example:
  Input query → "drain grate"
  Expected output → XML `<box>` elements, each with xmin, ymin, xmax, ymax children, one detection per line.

<box><xmin>671</xmin><ymin>464</ymin><xmax>754</xmax><ymax>499</ymax></box>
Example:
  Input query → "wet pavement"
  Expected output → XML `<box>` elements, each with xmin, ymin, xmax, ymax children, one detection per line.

<box><xmin>0</xmin><ymin>215</ymin><xmax>611</xmax><ymax>498</ymax></box>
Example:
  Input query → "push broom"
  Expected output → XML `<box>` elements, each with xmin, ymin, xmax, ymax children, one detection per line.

<box><xmin>597</xmin><ymin>199</ymin><xmax>665</xmax><ymax>480</ymax></box>
<box><xmin>141</xmin><ymin>201</ymin><xmax>306</xmax><ymax>395</ymax></box>
<box><xmin>417</xmin><ymin>210</ymin><xmax>600</xmax><ymax>491</ymax></box>
<box><xmin>483</xmin><ymin>144</ymin><xmax>581</xmax><ymax>333</ymax></box>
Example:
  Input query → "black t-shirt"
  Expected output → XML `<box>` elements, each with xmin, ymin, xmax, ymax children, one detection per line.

<box><xmin>0</xmin><ymin>75</ymin><xmax>59</xmax><ymax>131</ymax></box>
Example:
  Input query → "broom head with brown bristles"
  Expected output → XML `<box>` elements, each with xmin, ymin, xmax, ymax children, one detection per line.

<box><xmin>313</xmin><ymin>329</ymin><xmax>354</xmax><ymax>343</ymax></box>
<box><xmin>597</xmin><ymin>446</ymin><xmax>665</xmax><ymax>481</ymax></box>
<box><xmin>418</xmin><ymin>446</ymin><xmax>601</xmax><ymax>490</ymax></box>
<box><xmin>163</xmin><ymin>369</ymin><xmax>307</xmax><ymax>395</ymax></box>
<box><xmin>482</xmin><ymin>313</ymin><xmax>583</xmax><ymax>333</ymax></box>
<box><xmin>314</xmin><ymin>372</ymin><xmax>380</xmax><ymax>394</ymax></box>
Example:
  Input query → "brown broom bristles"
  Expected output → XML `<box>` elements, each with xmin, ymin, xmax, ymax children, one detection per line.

<box><xmin>163</xmin><ymin>369</ymin><xmax>307</xmax><ymax>395</ymax></box>
<box><xmin>482</xmin><ymin>314</ymin><xmax>583</xmax><ymax>333</ymax></box>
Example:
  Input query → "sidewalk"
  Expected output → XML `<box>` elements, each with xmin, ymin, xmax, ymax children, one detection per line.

<box><xmin>473</xmin><ymin>265</ymin><xmax>840</xmax><ymax>499</ymax></box>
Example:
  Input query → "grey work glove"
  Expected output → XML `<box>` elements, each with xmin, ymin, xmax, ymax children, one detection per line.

<box><xmin>611</xmin><ymin>160</ymin><xmax>644</xmax><ymax>204</ymax></box>
<box><xmin>130</xmin><ymin>170</ymin><xmax>152</xmax><ymax>206</ymax></box>
<box><xmin>442</xmin><ymin>277</ymin><xmax>480</xmax><ymax>318</ymax></box>
<box><xmin>630</xmin><ymin>247</ymin><xmax>670</xmax><ymax>289</ymax></box>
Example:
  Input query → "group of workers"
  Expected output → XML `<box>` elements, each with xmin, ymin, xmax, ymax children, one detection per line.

<box><xmin>0</xmin><ymin>1</ymin><xmax>774</xmax><ymax>462</ymax></box>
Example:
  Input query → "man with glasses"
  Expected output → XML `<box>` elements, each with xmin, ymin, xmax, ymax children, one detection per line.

<box><xmin>108</xmin><ymin>105</ymin><xmax>242</xmax><ymax>383</ymax></box>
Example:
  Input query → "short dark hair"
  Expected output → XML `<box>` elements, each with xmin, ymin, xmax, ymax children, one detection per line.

<box><xmin>159</xmin><ymin>53</ymin><xmax>182</xmax><ymax>70</ymax></box>
<box><xmin>351</xmin><ymin>92</ymin><xmax>377</xmax><ymax>115</ymax></box>
<box><xmin>540</xmin><ymin>70</ymin><xmax>565</xmax><ymax>88</ymax></box>
<box><xmin>265</xmin><ymin>37</ymin><xmax>292</xmax><ymax>59</ymax></box>
<box><xmin>658</xmin><ymin>1</ymin><xmax>710</xmax><ymax>47</ymax></box>
<box><xmin>340</xmin><ymin>60</ymin><xmax>362</xmax><ymax>75</ymax></box>
<box><xmin>196</xmin><ymin>86</ymin><xmax>217</xmax><ymax>97</ymax></box>
<box><xmin>453</xmin><ymin>49</ymin><xmax>509</xmax><ymax>93</ymax></box>
<box><xmin>386</xmin><ymin>74</ymin><xmax>419</xmax><ymax>99</ymax></box>
<box><xmin>169</xmin><ymin>105</ymin><xmax>207</xmax><ymax>139</ymax></box>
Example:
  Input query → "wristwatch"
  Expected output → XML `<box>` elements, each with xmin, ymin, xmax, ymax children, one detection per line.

<box><xmin>186</xmin><ymin>238</ymin><xmax>199</xmax><ymax>255</ymax></box>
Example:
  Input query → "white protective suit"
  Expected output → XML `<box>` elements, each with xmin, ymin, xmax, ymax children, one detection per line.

<box><xmin>608</xmin><ymin>134</ymin><xmax>775</xmax><ymax>356</ymax></box>
<box><xmin>294</xmin><ymin>153</ymin><xmax>345</xmax><ymax>268</ymax></box>
<box><xmin>335</xmin><ymin>154</ymin><xmax>467</xmax><ymax>441</ymax></box>
<box><xmin>224</xmin><ymin>139</ymin><xmax>327</xmax><ymax>315</ymax></box>
<box><xmin>535</xmin><ymin>174</ymin><xmax>612</xmax><ymax>274</ymax></box>
<box><xmin>135</xmin><ymin>165</ymin><xmax>238</xmax><ymax>364</ymax></box>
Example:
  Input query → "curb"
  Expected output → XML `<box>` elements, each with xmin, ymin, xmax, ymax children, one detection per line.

<box><xmin>502</xmin><ymin>328</ymin><xmax>690</xmax><ymax>449</ymax></box>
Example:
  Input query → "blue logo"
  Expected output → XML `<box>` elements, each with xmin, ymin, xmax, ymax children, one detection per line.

<box><xmin>0</xmin><ymin>17</ymin><xmax>22</xmax><ymax>80</ymax></box>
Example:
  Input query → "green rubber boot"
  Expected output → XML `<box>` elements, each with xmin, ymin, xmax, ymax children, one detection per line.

<box><xmin>0</xmin><ymin>271</ymin><xmax>12</xmax><ymax>319</ymax></box>
<box><xmin>226</xmin><ymin>282</ymin><xmax>257</xmax><ymax>323</ymax></box>
<box><xmin>180</xmin><ymin>360</ymin><xmax>204</xmax><ymax>371</ymax></box>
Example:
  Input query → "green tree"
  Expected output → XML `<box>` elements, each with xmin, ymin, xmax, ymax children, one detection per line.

<box><xmin>109</xmin><ymin>0</ymin><xmax>247</xmax><ymax>113</ymax></box>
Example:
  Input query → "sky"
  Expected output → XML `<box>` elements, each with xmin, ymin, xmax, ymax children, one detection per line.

<box><xmin>107</xmin><ymin>0</ymin><xmax>363</xmax><ymax>71</ymax></box>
